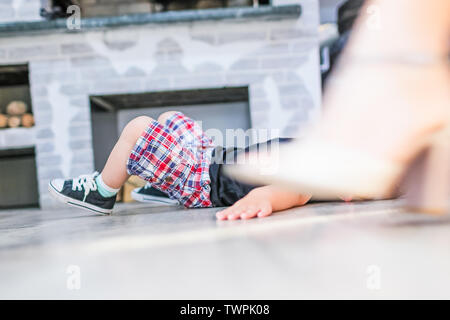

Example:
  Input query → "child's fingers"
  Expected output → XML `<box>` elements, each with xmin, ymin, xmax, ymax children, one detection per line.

<box><xmin>216</xmin><ymin>207</ymin><xmax>233</xmax><ymax>220</ymax></box>
<box><xmin>226</xmin><ymin>204</ymin><xmax>247</xmax><ymax>220</ymax></box>
<box><xmin>217</xmin><ymin>203</ymin><xmax>271</xmax><ymax>221</ymax></box>
<box><xmin>240</xmin><ymin>206</ymin><xmax>260</xmax><ymax>220</ymax></box>
<box><xmin>227</xmin><ymin>211</ymin><xmax>241</xmax><ymax>220</ymax></box>
<box><xmin>257</xmin><ymin>206</ymin><xmax>272</xmax><ymax>218</ymax></box>
<box><xmin>216</xmin><ymin>212</ymin><xmax>227</xmax><ymax>220</ymax></box>
<box><xmin>216</xmin><ymin>203</ymin><xmax>244</xmax><ymax>220</ymax></box>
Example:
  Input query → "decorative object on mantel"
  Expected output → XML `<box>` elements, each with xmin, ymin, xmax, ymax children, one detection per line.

<box><xmin>40</xmin><ymin>0</ymin><xmax>82</xmax><ymax>19</ymax></box>
<box><xmin>227</xmin><ymin>0</ymin><xmax>253</xmax><ymax>7</ymax></box>
<box><xmin>166</xmin><ymin>0</ymin><xmax>193</xmax><ymax>11</ymax></box>
<box><xmin>196</xmin><ymin>0</ymin><xmax>224</xmax><ymax>9</ymax></box>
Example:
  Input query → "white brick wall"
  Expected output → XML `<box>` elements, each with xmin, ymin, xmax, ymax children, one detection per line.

<box><xmin>0</xmin><ymin>2</ymin><xmax>321</xmax><ymax>208</ymax></box>
<box><xmin>0</xmin><ymin>0</ymin><xmax>43</xmax><ymax>23</ymax></box>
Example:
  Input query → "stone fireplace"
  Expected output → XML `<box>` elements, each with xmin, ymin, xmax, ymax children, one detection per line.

<box><xmin>0</xmin><ymin>0</ymin><xmax>321</xmax><ymax>208</ymax></box>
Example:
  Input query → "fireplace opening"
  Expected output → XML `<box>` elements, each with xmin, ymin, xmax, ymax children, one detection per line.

<box><xmin>90</xmin><ymin>87</ymin><xmax>251</xmax><ymax>202</ymax></box>
<box><xmin>90</xmin><ymin>86</ymin><xmax>251</xmax><ymax>172</ymax></box>
<box><xmin>0</xmin><ymin>147</ymin><xmax>39</xmax><ymax>209</ymax></box>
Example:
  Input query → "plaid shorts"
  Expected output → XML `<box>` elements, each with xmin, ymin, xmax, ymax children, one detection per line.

<box><xmin>126</xmin><ymin>112</ymin><xmax>215</xmax><ymax>208</ymax></box>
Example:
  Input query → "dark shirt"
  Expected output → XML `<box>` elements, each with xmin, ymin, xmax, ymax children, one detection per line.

<box><xmin>337</xmin><ymin>0</ymin><xmax>365</xmax><ymax>34</ymax></box>
<box><xmin>208</xmin><ymin>138</ymin><xmax>293</xmax><ymax>207</ymax></box>
<box><xmin>322</xmin><ymin>0</ymin><xmax>364</xmax><ymax>83</ymax></box>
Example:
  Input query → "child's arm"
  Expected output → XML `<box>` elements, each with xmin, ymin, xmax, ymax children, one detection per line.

<box><xmin>216</xmin><ymin>186</ymin><xmax>312</xmax><ymax>221</ymax></box>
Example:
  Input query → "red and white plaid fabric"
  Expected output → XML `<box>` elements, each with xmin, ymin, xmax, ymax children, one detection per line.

<box><xmin>127</xmin><ymin>112</ymin><xmax>214</xmax><ymax>208</ymax></box>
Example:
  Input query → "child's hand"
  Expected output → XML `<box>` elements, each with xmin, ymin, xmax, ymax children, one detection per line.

<box><xmin>216</xmin><ymin>186</ymin><xmax>311</xmax><ymax>221</ymax></box>
<box><xmin>216</xmin><ymin>190</ymin><xmax>273</xmax><ymax>221</ymax></box>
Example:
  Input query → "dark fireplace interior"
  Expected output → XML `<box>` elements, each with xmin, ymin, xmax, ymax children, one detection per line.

<box><xmin>0</xmin><ymin>148</ymin><xmax>39</xmax><ymax>209</ymax></box>
<box><xmin>90</xmin><ymin>86</ymin><xmax>251</xmax><ymax>172</ymax></box>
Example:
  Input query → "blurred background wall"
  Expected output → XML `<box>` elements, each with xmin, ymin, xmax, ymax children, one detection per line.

<box><xmin>0</xmin><ymin>0</ymin><xmax>325</xmax><ymax>209</ymax></box>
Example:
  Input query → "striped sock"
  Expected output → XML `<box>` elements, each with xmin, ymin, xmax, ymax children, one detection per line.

<box><xmin>95</xmin><ymin>174</ymin><xmax>120</xmax><ymax>198</ymax></box>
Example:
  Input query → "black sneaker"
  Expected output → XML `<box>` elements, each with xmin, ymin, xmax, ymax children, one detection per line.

<box><xmin>48</xmin><ymin>172</ymin><xmax>116</xmax><ymax>214</ymax></box>
<box><xmin>131</xmin><ymin>183</ymin><xmax>179</xmax><ymax>206</ymax></box>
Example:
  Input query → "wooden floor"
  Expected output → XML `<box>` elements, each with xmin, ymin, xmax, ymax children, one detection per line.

<box><xmin>1</xmin><ymin>199</ymin><xmax>449</xmax><ymax>299</ymax></box>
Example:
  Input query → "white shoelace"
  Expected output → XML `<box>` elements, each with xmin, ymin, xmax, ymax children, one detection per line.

<box><xmin>143</xmin><ymin>183</ymin><xmax>152</xmax><ymax>190</ymax></box>
<box><xmin>72</xmin><ymin>172</ymin><xmax>98</xmax><ymax>202</ymax></box>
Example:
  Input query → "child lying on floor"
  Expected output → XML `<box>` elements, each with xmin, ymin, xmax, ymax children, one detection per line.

<box><xmin>49</xmin><ymin>112</ymin><xmax>312</xmax><ymax>220</ymax></box>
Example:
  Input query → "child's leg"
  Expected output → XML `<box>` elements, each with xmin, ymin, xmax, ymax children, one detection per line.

<box><xmin>125</xmin><ymin>111</ymin><xmax>214</xmax><ymax>208</ymax></box>
<box><xmin>157</xmin><ymin>111</ymin><xmax>178</xmax><ymax>127</ymax></box>
<box><xmin>48</xmin><ymin>110</ymin><xmax>212</xmax><ymax>213</ymax></box>
<box><xmin>101</xmin><ymin>116</ymin><xmax>155</xmax><ymax>189</ymax></box>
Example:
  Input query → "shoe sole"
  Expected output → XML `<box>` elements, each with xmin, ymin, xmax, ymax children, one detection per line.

<box><xmin>131</xmin><ymin>190</ymin><xmax>179</xmax><ymax>205</ymax></box>
<box><xmin>48</xmin><ymin>182</ymin><xmax>112</xmax><ymax>215</ymax></box>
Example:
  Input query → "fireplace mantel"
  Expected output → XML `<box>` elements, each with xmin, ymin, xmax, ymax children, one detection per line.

<box><xmin>0</xmin><ymin>5</ymin><xmax>301</xmax><ymax>36</ymax></box>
